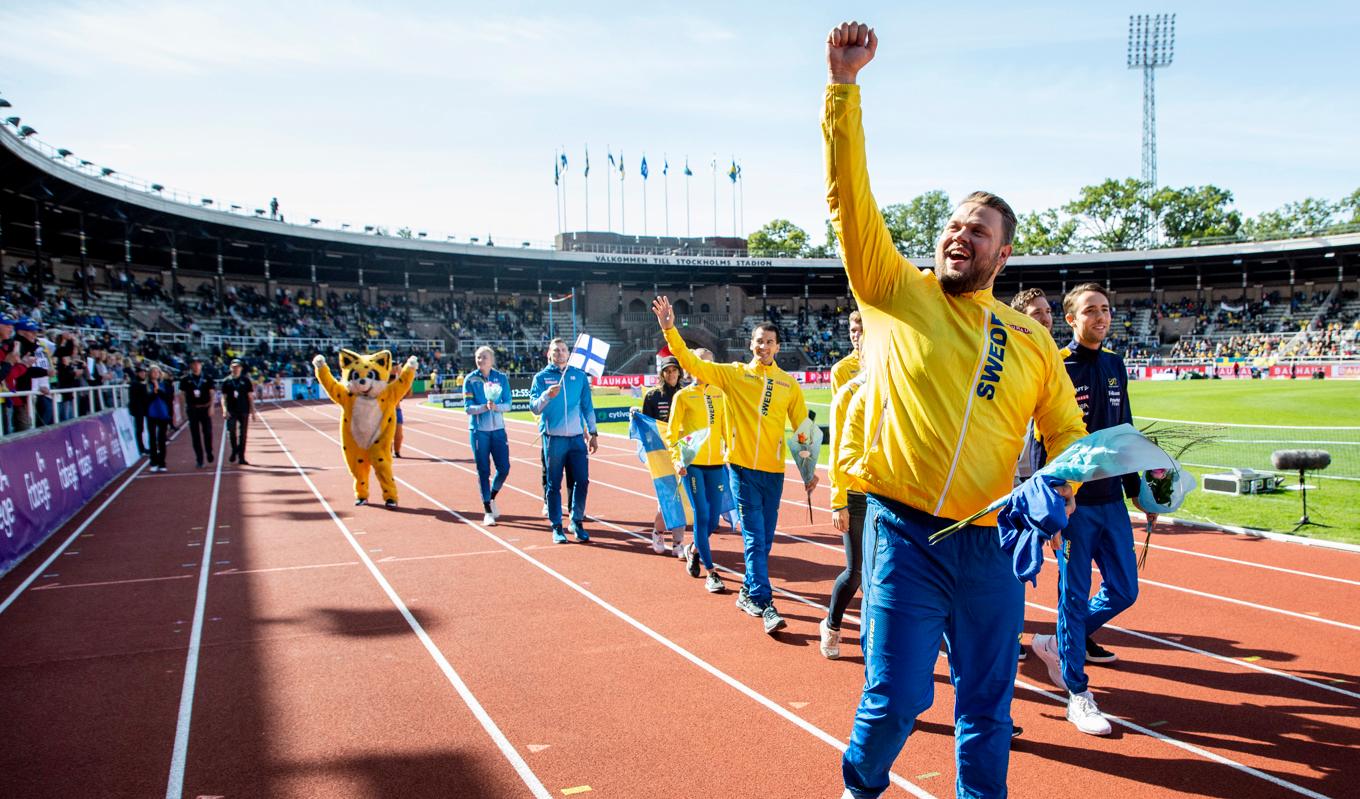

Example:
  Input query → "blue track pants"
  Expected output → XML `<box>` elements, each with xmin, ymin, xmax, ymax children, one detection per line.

<box><xmin>1056</xmin><ymin>500</ymin><xmax>1139</xmax><ymax>694</ymax></box>
<box><xmin>545</xmin><ymin>434</ymin><xmax>588</xmax><ymax>531</ymax></box>
<box><xmin>730</xmin><ymin>465</ymin><xmax>783</xmax><ymax>606</ymax></box>
<box><xmin>471</xmin><ymin>429</ymin><xmax>511</xmax><ymax>504</ymax></box>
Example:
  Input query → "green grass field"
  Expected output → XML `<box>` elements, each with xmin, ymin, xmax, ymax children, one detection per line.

<box><xmin>428</xmin><ymin>379</ymin><xmax>1360</xmax><ymax>543</ymax></box>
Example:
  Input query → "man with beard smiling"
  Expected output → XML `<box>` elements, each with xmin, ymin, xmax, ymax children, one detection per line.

<box><xmin>823</xmin><ymin>21</ymin><xmax>1089</xmax><ymax>799</ymax></box>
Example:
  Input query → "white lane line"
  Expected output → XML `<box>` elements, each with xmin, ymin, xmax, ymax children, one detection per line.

<box><xmin>1011</xmin><ymin>679</ymin><xmax>1331</xmax><ymax>799</ymax></box>
<box><xmin>30</xmin><ymin>574</ymin><xmax>195</xmax><ymax>592</ymax></box>
<box><xmin>397</xmin><ymin>408</ymin><xmax>1360</xmax><ymax>632</ymax></box>
<box><xmin>1023</xmin><ymin>601</ymin><xmax>1360</xmax><ymax>703</ymax></box>
<box><xmin>259</xmin><ymin>410</ymin><xmax>553</xmax><ymax>799</ymax></box>
<box><xmin>1042</xmin><ymin>556</ymin><xmax>1360</xmax><ymax>633</ymax></box>
<box><xmin>1142</xmin><ymin>543</ymin><xmax>1360</xmax><ymax>587</ymax></box>
<box><xmin>284</xmin><ymin>404</ymin><xmax>937</xmax><ymax>799</ymax></box>
<box><xmin>0</xmin><ymin>423</ymin><xmax>188</xmax><ymax>616</ymax></box>
<box><xmin>376</xmin><ymin>404</ymin><xmax>1360</xmax><ymax>702</ymax></box>
<box><xmin>303</xmin><ymin>406</ymin><xmax>1335</xmax><ymax>799</ymax></box>
<box><xmin>166</xmin><ymin>428</ymin><xmax>229</xmax><ymax>799</ymax></box>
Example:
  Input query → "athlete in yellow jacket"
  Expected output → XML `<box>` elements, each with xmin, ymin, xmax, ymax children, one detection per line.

<box><xmin>664</xmin><ymin>348</ymin><xmax>731</xmax><ymax>593</ymax></box>
<box><xmin>824</xmin><ymin>21</ymin><xmax>1087</xmax><ymax>799</ymax></box>
<box><xmin>653</xmin><ymin>297</ymin><xmax>815</xmax><ymax>635</ymax></box>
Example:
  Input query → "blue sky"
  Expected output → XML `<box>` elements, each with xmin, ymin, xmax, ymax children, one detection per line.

<box><xmin>2</xmin><ymin>1</ymin><xmax>1356</xmax><ymax>247</ymax></box>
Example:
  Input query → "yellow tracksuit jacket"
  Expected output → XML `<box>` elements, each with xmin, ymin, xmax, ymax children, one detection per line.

<box><xmin>830</xmin><ymin>350</ymin><xmax>862</xmax><ymax>395</ymax></box>
<box><xmin>664</xmin><ymin>382</ymin><xmax>728</xmax><ymax>469</ymax></box>
<box><xmin>663</xmin><ymin>326</ymin><xmax>809</xmax><ymax>474</ymax></box>
<box><xmin>829</xmin><ymin>373</ymin><xmax>869</xmax><ymax>510</ymax></box>
<box><xmin>823</xmin><ymin>84</ymin><xmax>1088</xmax><ymax>525</ymax></box>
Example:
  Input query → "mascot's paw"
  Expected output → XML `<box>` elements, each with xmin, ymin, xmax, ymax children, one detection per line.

<box><xmin>355</xmin><ymin>498</ymin><xmax>367</xmax><ymax>506</ymax></box>
<box><xmin>404</xmin><ymin>355</ymin><xmax>419</xmax><ymax>370</ymax></box>
<box><xmin>312</xmin><ymin>354</ymin><xmax>327</xmax><ymax>369</ymax></box>
<box><xmin>385</xmin><ymin>499</ymin><xmax>398</xmax><ymax>508</ymax></box>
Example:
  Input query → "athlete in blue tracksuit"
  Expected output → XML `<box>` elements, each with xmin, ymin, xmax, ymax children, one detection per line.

<box><xmin>463</xmin><ymin>348</ymin><xmax>513</xmax><ymax>523</ymax></box>
<box><xmin>1032</xmin><ymin>283</ymin><xmax>1149</xmax><ymax>736</ymax></box>
<box><xmin>530</xmin><ymin>339</ymin><xmax>598</xmax><ymax>543</ymax></box>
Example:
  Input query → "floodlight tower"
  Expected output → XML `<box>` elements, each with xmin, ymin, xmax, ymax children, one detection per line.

<box><xmin>1127</xmin><ymin>13</ymin><xmax>1175</xmax><ymax>245</ymax></box>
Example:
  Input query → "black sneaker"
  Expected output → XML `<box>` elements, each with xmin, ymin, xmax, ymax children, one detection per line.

<box><xmin>1018</xmin><ymin>633</ymin><xmax>1027</xmax><ymax>661</ymax></box>
<box><xmin>1011</xmin><ymin>725</ymin><xmax>1023</xmax><ymax>739</ymax></box>
<box><xmin>685</xmin><ymin>544</ymin><xmax>701</xmax><ymax>578</ymax></box>
<box><xmin>1085</xmin><ymin>636</ymin><xmax>1118</xmax><ymax>663</ymax></box>
<box><xmin>570</xmin><ymin>522</ymin><xmax>590</xmax><ymax>543</ymax></box>
<box><xmin>761</xmin><ymin>604</ymin><xmax>787</xmax><ymax>635</ymax></box>
<box><xmin>734</xmin><ymin>587</ymin><xmax>762</xmax><ymax>617</ymax></box>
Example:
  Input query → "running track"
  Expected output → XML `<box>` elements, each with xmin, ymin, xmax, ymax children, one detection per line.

<box><xmin>1</xmin><ymin>400</ymin><xmax>1356</xmax><ymax>798</ymax></box>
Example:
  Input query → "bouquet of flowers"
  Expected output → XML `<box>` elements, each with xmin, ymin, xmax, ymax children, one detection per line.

<box><xmin>484</xmin><ymin>381</ymin><xmax>502</xmax><ymax>403</ymax></box>
<box><xmin>929</xmin><ymin>423</ymin><xmax>1173</xmax><ymax>545</ymax></box>
<box><xmin>676</xmin><ymin>428</ymin><xmax>712</xmax><ymax>469</ymax></box>
<box><xmin>786</xmin><ymin>418</ymin><xmax>823</xmax><ymax>523</ymax></box>
<box><xmin>1131</xmin><ymin>422</ymin><xmax>1216</xmax><ymax>567</ymax></box>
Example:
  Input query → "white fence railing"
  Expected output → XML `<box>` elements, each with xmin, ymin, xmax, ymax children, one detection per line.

<box><xmin>200</xmin><ymin>334</ymin><xmax>444</xmax><ymax>352</ymax></box>
<box><xmin>1</xmin><ymin>384</ymin><xmax>130</xmax><ymax>438</ymax></box>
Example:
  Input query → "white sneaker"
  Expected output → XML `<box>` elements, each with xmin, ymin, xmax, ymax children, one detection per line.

<box><xmin>540</xmin><ymin>501</ymin><xmax>549</xmax><ymax>518</ymax></box>
<box><xmin>489</xmin><ymin>499</ymin><xmax>501</xmax><ymax>519</ymax></box>
<box><xmin>650</xmin><ymin>530</ymin><xmax>666</xmax><ymax>554</ymax></box>
<box><xmin>819</xmin><ymin>618</ymin><xmax>841</xmax><ymax>660</ymax></box>
<box><xmin>1031</xmin><ymin>633</ymin><xmax>1068</xmax><ymax>692</ymax></box>
<box><xmin>482</xmin><ymin>512</ymin><xmax>496</xmax><ymax>527</ymax></box>
<box><xmin>674</xmin><ymin>542</ymin><xmax>687</xmax><ymax>559</ymax></box>
<box><xmin>1067</xmin><ymin>690</ymin><xmax>1112</xmax><ymax>736</ymax></box>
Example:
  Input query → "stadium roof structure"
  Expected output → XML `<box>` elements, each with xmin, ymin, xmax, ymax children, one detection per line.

<box><xmin>3</xmin><ymin>124</ymin><xmax>1356</xmax><ymax>299</ymax></box>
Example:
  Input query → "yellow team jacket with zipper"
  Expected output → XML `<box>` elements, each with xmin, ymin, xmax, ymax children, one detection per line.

<box><xmin>664</xmin><ymin>382</ymin><xmax>728</xmax><ymax>468</ymax></box>
<box><xmin>663</xmin><ymin>326</ymin><xmax>809</xmax><ymax>475</ymax></box>
<box><xmin>830</xmin><ymin>350</ymin><xmax>861</xmax><ymax>394</ymax></box>
<box><xmin>823</xmin><ymin>83</ymin><xmax>1088</xmax><ymax>525</ymax></box>
<box><xmin>829</xmin><ymin>373</ymin><xmax>868</xmax><ymax>510</ymax></box>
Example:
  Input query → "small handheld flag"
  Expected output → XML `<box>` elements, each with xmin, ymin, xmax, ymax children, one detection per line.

<box><xmin>629</xmin><ymin>411</ymin><xmax>694</xmax><ymax>531</ymax></box>
<box><xmin>566</xmin><ymin>333</ymin><xmax>611</xmax><ymax>378</ymax></box>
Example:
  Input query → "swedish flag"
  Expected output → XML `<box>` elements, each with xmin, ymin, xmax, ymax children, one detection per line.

<box><xmin>629</xmin><ymin>411</ymin><xmax>693</xmax><ymax>530</ymax></box>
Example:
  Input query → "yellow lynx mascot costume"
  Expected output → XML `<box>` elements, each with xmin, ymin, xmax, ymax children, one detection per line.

<box><xmin>311</xmin><ymin>349</ymin><xmax>418</xmax><ymax>507</ymax></box>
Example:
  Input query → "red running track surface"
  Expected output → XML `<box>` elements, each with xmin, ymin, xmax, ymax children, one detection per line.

<box><xmin>0</xmin><ymin>400</ymin><xmax>1356</xmax><ymax>799</ymax></box>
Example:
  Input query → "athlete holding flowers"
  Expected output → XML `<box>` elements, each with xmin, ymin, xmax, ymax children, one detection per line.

<box><xmin>824</xmin><ymin>20</ymin><xmax>1088</xmax><ymax>799</ymax></box>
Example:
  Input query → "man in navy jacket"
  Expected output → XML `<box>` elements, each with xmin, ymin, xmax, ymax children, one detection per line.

<box><xmin>1032</xmin><ymin>283</ymin><xmax>1156</xmax><ymax>737</ymax></box>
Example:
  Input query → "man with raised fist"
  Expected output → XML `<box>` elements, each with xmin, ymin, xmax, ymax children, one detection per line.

<box><xmin>824</xmin><ymin>20</ymin><xmax>1088</xmax><ymax>799</ymax></box>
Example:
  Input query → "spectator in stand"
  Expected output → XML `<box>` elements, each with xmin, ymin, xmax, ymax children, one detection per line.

<box><xmin>219</xmin><ymin>358</ymin><xmax>255</xmax><ymax>465</ymax></box>
<box><xmin>145</xmin><ymin>366</ymin><xmax>174</xmax><ymax>472</ymax></box>
<box><xmin>180</xmin><ymin>356</ymin><xmax>216</xmax><ymax>468</ymax></box>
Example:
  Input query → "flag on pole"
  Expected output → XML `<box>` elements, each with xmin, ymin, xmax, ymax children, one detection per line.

<box><xmin>608</xmin><ymin>150</ymin><xmax>616</xmax><ymax>169</ymax></box>
<box><xmin>566</xmin><ymin>333</ymin><xmax>610</xmax><ymax>378</ymax></box>
<box><xmin>663</xmin><ymin>157</ymin><xmax>669</xmax><ymax>176</ymax></box>
<box><xmin>584</xmin><ymin>146</ymin><xmax>590</xmax><ymax>177</ymax></box>
<box><xmin>629</xmin><ymin>411</ymin><xmax>694</xmax><ymax>531</ymax></box>
<box><xmin>683</xmin><ymin>158</ymin><xmax>692</xmax><ymax>177</ymax></box>
<box><xmin>554</xmin><ymin>153</ymin><xmax>560</xmax><ymax>186</ymax></box>
<box><xmin>641</xmin><ymin>155</ymin><xmax>649</xmax><ymax>180</ymax></box>
<box><xmin>560</xmin><ymin>152</ymin><xmax>568</xmax><ymax>173</ymax></box>
<box><xmin>728</xmin><ymin>160</ymin><xmax>739</xmax><ymax>183</ymax></box>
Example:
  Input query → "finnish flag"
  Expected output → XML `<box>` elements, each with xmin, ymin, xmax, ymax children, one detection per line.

<box><xmin>567</xmin><ymin>333</ymin><xmax>610</xmax><ymax>378</ymax></box>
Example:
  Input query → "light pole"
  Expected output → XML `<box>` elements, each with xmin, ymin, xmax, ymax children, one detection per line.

<box><xmin>1128</xmin><ymin>13</ymin><xmax>1175</xmax><ymax>247</ymax></box>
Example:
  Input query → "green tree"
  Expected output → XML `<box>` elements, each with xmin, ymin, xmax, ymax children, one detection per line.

<box><xmin>1152</xmin><ymin>184</ymin><xmax>1242</xmax><ymax>244</ymax></box>
<box><xmin>1012</xmin><ymin>209</ymin><xmax>1080</xmax><ymax>255</ymax></box>
<box><xmin>1241</xmin><ymin>197</ymin><xmax>1336</xmax><ymax>240</ymax></box>
<box><xmin>806</xmin><ymin>219</ymin><xmax>840</xmax><ymax>259</ymax></box>
<box><xmin>1063</xmin><ymin>178</ymin><xmax>1150</xmax><ymax>252</ymax></box>
<box><xmin>1334</xmin><ymin>188</ymin><xmax>1359</xmax><ymax>225</ymax></box>
<box><xmin>882</xmin><ymin>189</ymin><xmax>950</xmax><ymax>257</ymax></box>
<box><xmin>747</xmin><ymin>218</ymin><xmax>810</xmax><ymax>257</ymax></box>
<box><xmin>396</xmin><ymin>226</ymin><xmax>414</xmax><ymax>239</ymax></box>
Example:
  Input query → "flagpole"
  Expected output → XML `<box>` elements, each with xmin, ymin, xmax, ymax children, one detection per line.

<box><xmin>554</xmin><ymin>149</ymin><xmax>562</xmax><ymax>235</ymax></box>
<box><xmin>606</xmin><ymin>147</ymin><xmax>613</xmax><ymax>233</ymax></box>
<box><xmin>621</xmin><ymin>152</ymin><xmax>627</xmax><ymax>235</ymax></box>
<box><xmin>738</xmin><ymin>166</ymin><xmax>744</xmax><ymax>237</ymax></box>
<box><xmin>711</xmin><ymin>155</ymin><xmax>718</xmax><ymax>238</ymax></box>
<box><xmin>560</xmin><ymin>146</ymin><xmax>568</xmax><ymax>233</ymax></box>
<box><xmin>664</xmin><ymin>153</ymin><xmax>670</xmax><ymax>237</ymax></box>
<box><xmin>685</xmin><ymin>158</ymin><xmax>691</xmax><ymax>238</ymax></box>
<box><xmin>731</xmin><ymin>156</ymin><xmax>737</xmax><ymax>237</ymax></box>
<box><xmin>584</xmin><ymin>145</ymin><xmax>590</xmax><ymax>233</ymax></box>
<box><xmin>642</xmin><ymin>158</ymin><xmax>649</xmax><ymax>236</ymax></box>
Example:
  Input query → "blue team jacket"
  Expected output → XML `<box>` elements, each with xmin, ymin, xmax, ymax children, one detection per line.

<box><xmin>463</xmin><ymin>369</ymin><xmax>513</xmax><ymax>432</ymax></box>
<box><xmin>1061</xmin><ymin>340</ymin><xmax>1141</xmax><ymax>506</ymax></box>
<box><xmin>529</xmin><ymin>365</ymin><xmax>597</xmax><ymax>438</ymax></box>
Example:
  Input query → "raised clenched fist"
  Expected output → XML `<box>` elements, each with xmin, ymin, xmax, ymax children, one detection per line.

<box><xmin>405</xmin><ymin>356</ymin><xmax>419</xmax><ymax>370</ymax></box>
<box><xmin>826</xmin><ymin>21</ymin><xmax>878</xmax><ymax>85</ymax></box>
<box><xmin>312</xmin><ymin>354</ymin><xmax>326</xmax><ymax>369</ymax></box>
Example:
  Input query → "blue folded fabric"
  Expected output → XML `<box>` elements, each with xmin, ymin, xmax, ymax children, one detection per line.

<box><xmin>997</xmin><ymin>474</ymin><xmax>1069</xmax><ymax>586</ymax></box>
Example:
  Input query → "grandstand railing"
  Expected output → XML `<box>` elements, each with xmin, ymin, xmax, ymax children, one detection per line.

<box><xmin>0</xmin><ymin>384</ymin><xmax>130</xmax><ymax>439</ymax></box>
<box><xmin>202</xmin><ymin>334</ymin><xmax>444</xmax><ymax>352</ymax></box>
